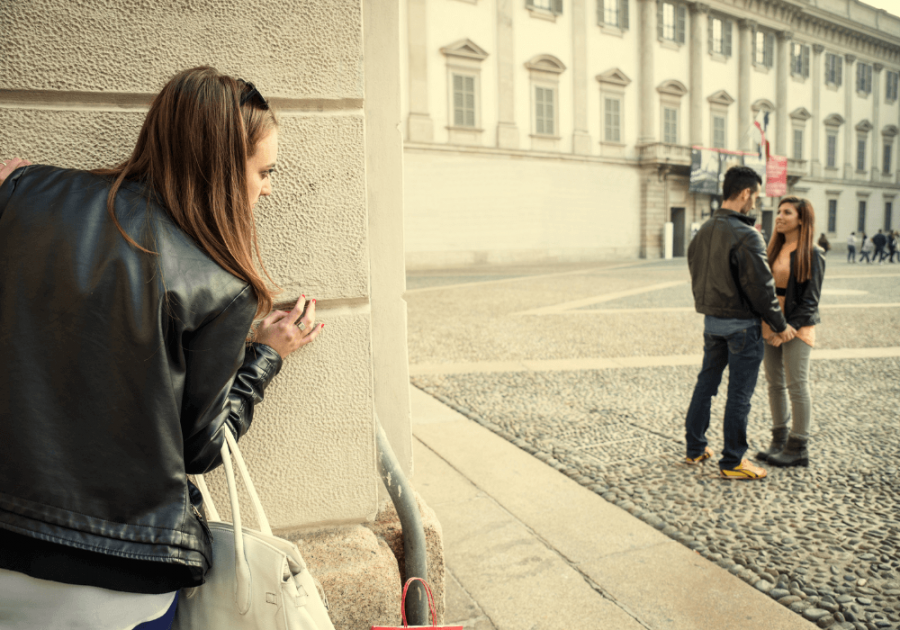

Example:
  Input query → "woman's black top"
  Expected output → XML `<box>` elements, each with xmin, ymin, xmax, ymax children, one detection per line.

<box><xmin>782</xmin><ymin>246</ymin><xmax>826</xmax><ymax>329</ymax></box>
<box><xmin>0</xmin><ymin>165</ymin><xmax>282</xmax><ymax>593</ymax></box>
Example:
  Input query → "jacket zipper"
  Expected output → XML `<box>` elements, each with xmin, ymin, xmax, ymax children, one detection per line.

<box><xmin>191</xmin><ymin>504</ymin><xmax>213</xmax><ymax>541</ymax></box>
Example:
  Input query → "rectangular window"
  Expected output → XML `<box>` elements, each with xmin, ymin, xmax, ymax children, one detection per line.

<box><xmin>754</xmin><ymin>31</ymin><xmax>773</xmax><ymax>67</ymax></box>
<box><xmin>825</xmin><ymin>53</ymin><xmax>843</xmax><ymax>86</ymax></box>
<box><xmin>791</xmin><ymin>43</ymin><xmax>810</xmax><ymax>78</ymax></box>
<box><xmin>885</xmin><ymin>143</ymin><xmax>893</xmax><ymax>174</ymax></box>
<box><xmin>827</xmin><ymin>134</ymin><xmax>837</xmax><ymax>168</ymax></box>
<box><xmin>828</xmin><ymin>199</ymin><xmax>837</xmax><ymax>233</ymax></box>
<box><xmin>888</xmin><ymin>71</ymin><xmax>900</xmax><ymax>102</ymax></box>
<box><xmin>858</xmin><ymin>201</ymin><xmax>867</xmax><ymax>233</ymax></box>
<box><xmin>713</xmin><ymin>116</ymin><xmax>725</xmax><ymax>149</ymax></box>
<box><xmin>452</xmin><ymin>74</ymin><xmax>476</xmax><ymax>128</ymax></box>
<box><xmin>663</xmin><ymin>107</ymin><xmax>678</xmax><ymax>144</ymax></box>
<box><xmin>793</xmin><ymin>128</ymin><xmax>803</xmax><ymax>160</ymax></box>
<box><xmin>604</xmin><ymin>97</ymin><xmax>621</xmax><ymax>142</ymax></box>
<box><xmin>886</xmin><ymin>202</ymin><xmax>894</xmax><ymax>232</ymax></box>
<box><xmin>857</xmin><ymin>63</ymin><xmax>872</xmax><ymax>94</ymax></box>
<box><xmin>532</xmin><ymin>0</ymin><xmax>554</xmax><ymax>10</ymax></box>
<box><xmin>598</xmin><ymin>0</ymin><xmax>629</xmax><ymax>28</ymax></box>
<box><xmin>663</xmin><ymin>3</ymin><xmax>675</xmax><ymax>40</ymax></box>
<box><xmin>712</xmin><ymin>18</ymin><xmax>723</xmax><ymax>54</ymax></box>
<box><xmin>535</xmin><ymin>86</ymin><xmax>555</xmax><ymax>135</ymax></box>
<box><xmin>658</xmin><ymin>2</ymin><xmax>685</xmax><ymax>43</ymax></box>
<box><xmin>857</xmin><ymin>138</ymin><xmax>866</xmax><ymax>171</ymax></box>
<box><xmin>604</xmin><ymin>0</ymin><xmax>618</xmax><ymax>25</ymax></box>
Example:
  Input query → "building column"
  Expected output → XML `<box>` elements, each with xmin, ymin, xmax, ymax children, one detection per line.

<box><xmin>872</xmin><ymin>63</ymin><xmax>883</xmax><ymax>181</ymax></box>
<box><xmin>811</xmin><ymin>44</ymin><xmax>824</xmax><ymax>177</ymax></box>
<box><xmin>689</xmin><ymin>3</ymin><xmax>709</xmax><ymax>146</ymax></box>
<box><xmin>638</xmin><ymin>0</ymin><xmax>657</xmax><ymax>145</ymax></box>
<box><xmin>406</xmin><ymin>0</ymin><xmax>433</xmax><ymax>142</ymax></box>
<box><xmin>572</xmin><ymin>0</ymin><xmax>592</xmax><ymax>154</ymax></box>
<box><xmin>843</xmin><ymin>53</ymin><xmax>856</xmax><ymax>180</ymax></box>
<box><xmin>738</xmin><ymin>19</ymin><xmax>755</xmax><ymax>150</ymax></box>
<box><xmin>776</xmin><ymin>31</ymin><xmax>792</xmax><ymax>156</ymax></box>
<box><xmin>497</xmin><ymin>0</ymin><xmax>519</xmax><ymax>148</ymax></box>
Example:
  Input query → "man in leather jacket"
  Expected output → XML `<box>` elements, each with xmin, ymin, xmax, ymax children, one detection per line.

<box><xmin>684</xmin><ymin>166</ymin><xmax>796</xmax><ymax>479</ymax></box>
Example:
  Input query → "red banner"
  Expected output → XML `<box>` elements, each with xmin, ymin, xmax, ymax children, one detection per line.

<box><xmin>766</xmin><ymin>155</ymin><xmax>787</xmax><ymax>197</ymax></box>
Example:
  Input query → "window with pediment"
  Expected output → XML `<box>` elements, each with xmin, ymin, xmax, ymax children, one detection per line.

<box><xmin>440</xmin><ymin>39</ymin><xmax>489</xmax><ymax>145</ymax></box>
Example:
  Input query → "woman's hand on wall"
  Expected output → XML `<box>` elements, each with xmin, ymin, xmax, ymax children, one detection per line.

<box><xmin>0</xmin><ymin>157</ymin><xmax>32</xmax><ymax>186</ymax></box>
<box><xmin>254</xmin><ymin>295</ymin><xmax>324</xmax><ymax>359</ymax></box>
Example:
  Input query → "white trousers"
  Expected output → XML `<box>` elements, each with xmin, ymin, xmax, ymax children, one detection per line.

<box><xmin>0</xmin><ymin>568</ymin><xmax>176</xmax><ymax>630</ymax></box>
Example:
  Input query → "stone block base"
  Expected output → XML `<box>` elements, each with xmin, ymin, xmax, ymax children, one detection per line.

<box><xmin>363</xmin><ymin>493</ymin><xmax>445</xmax><ymax>622</ymax></box>
<box><xmin>286</xmin><ymin>525</ymin><xmax>401</xmax><ymax>630</ymax></box>
<box><xmin>283</xmin><ymin>492</ymin><xmax>444</xmax><ymax>629</ymax></box>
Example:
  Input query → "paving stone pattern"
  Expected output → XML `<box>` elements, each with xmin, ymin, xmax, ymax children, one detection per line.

<box><xmin>412</xmin><ymin>358</ymin><xmax>900</xmax><ymax>630</ymax></box>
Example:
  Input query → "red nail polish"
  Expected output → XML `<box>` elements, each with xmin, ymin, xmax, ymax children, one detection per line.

<box><xmin>312</xmin><ymin>299</ymin><xmax>316</xmax><ymax>303</ymax></box>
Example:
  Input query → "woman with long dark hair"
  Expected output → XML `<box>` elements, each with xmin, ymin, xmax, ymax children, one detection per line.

<box><xmin>0</xmin><ymin>67</ymin><xmax>322</xmax><ymax>629</ymax></box>
<box><xmin>756</xmin><ymin>196</ymin><xmax>825</xmax><ymax>467</ymax></box>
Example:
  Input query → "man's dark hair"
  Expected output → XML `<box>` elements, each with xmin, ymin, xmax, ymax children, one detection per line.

<box><xmin>722</xmin><ymin>166</ymin><xmax>762</xmax><ymax>201</ymax></box>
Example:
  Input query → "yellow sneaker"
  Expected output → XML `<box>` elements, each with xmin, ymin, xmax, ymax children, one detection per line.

<box><xmin>720</xmin><ymin>458</ymin><xmax>767</xmax><ymax>480</ymax></box>
<box><xmin>685</xmin><ymin>446</ymin><xmax>713</xmax><ymax>465</ymax></box>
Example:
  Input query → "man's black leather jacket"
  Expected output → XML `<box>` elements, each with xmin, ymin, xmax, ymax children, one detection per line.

<box><xmin>0</xmin><ymin>165</ymin><xmax>282</xmax><ymax>593</ymax></box>
<box><xmin>687</xmin><ymin>208</ymin><xmax>788</xmax><ymax>333</ymax></box>
<box><xmin>782</xmin><ymin>247</ymin><xmax>826</xmax><ymax>329</ymax></box>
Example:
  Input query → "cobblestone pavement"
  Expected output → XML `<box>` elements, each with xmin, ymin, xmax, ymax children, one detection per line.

<box><xmin>407</xmin><ymin>258</ymin><xmax>900</xmax><ymax>630</ymax></box>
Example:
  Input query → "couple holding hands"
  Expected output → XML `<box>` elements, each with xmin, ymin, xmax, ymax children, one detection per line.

<box><xmin>684</xmin><ymin>166</ymin><xmax>825</xmax><ymax>480</ymax></box>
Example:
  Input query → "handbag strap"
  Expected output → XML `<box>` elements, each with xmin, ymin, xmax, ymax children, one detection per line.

<box><xmin>191</xmin><ymin>429</ymin><xmax>273</xmax><ymax>537</ymax></box>
<box><xmin>191</xmin><ymin>428</ymin><xmax>275</xmax><ymax>615</ymax></box>
<box><xmin>400</xmin><ymin>577</ymin><xmax>437</xmax><ymax>628</ymax></box>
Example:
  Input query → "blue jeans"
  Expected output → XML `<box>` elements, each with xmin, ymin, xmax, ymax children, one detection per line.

<box><xmin>685</xmin><ymin>325</ymin><xmax>765</xmax><ymax>469</ymax></box>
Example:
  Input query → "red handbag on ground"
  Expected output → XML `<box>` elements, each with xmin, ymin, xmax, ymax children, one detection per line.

<box><xmin>372</xmin><ymin>578</ymin><xmax>462</xmax><ymax>630</ymax></box>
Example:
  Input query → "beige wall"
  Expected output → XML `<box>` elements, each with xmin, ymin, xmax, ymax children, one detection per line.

<box><xmin>404</xmin><ymin>148</ymin><xmax>641</xmax><ymax>267</ymax></box>
<box><xmin>0</xmin><ymin>0</ymin><xmax>410</xmax><ymax>531</ymax></box>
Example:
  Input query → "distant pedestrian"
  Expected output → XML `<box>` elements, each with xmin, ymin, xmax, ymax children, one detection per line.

<box><xmin>685</xmin><ymin>166</ymin><xmax>793</xmax><ymax>480</ymax></box>
<box><xmin>817</xmin><ymin>233</ymin><xmax>831</xmax><ymax>255</ymax></box>
<box><xmin>756</xmin><ymin>197</ymin><xmax>824</xmax><ymax>468</ymax></box>
<box><xmin>889</xmin><ymin>231</ymin><xmax>899</xmax><ymax>263</ymax></box>
<box><xmin>847</xmin><ymin>232</ymin><xmax>857</xmax><ymax>263</ymax></box>
<box><xmin>860</xmin><ymin>233</ymin><xmax>873</xmax><ymax>263</ymax></box>
<box><xmin>872</xmin><ymin>229</ymin><xmax>887</xmax><ymax>264</ymax></box>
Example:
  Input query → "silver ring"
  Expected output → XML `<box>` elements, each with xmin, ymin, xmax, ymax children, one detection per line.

<box><xmin>296</xmin><ymin>321</ymin><xmax>306</xmax><ymax>331</ymax></box>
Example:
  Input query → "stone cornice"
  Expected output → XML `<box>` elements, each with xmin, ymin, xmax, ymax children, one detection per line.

<box><xmin>706</xmin><ymin>0</ymin><xmax>900</xmax><ymax>66</ymax></box>
<box><xmin>440</xmin><ymin>38</ymin><xmax>490</xmax><ymax>61</ymax></box>
<box><xmin>596</xmin><ymin>68</ymin><xmax>632</xmax><ymax>87</ymax></box>
<box><xmin>524</xmin><ymin>54</ymin><xmax>567</xmax><ymax>75</ymax></box>
<box><xmin>690</xmin><ymin>2</ymin><xmax>710</xmax><ymax>14</ymax></box>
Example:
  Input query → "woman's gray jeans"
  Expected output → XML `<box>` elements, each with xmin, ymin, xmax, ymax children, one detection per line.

<box><xmin>763</xmin><ymin>337</ymin><xmax>812</xmax><ymax>438</ymax></box>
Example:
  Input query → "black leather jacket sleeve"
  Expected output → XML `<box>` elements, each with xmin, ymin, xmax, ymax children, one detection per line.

<box><xmin>786</xmin><ymin>248</ymin><xmax>825</xmax><ymax>329</ymax></box>
<box><xmin>180</xmin><ymin>286</ymin><xmax>283</xmax><ymax>474</ymax></box>
<box><xmin>731</xmin><ymin>229</ymin><xmax>788</xmax><ymax>333</ymax></box>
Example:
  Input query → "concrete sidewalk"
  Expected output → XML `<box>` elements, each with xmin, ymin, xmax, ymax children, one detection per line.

<box><xmin>408</xmin><ymin>386</ymin><xmax>816</xmax><ymax>630</ymax></box>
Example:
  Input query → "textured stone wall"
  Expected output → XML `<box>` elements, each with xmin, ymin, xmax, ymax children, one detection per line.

<box><xmin>0</xmin><ymin>0</ymin><xmax>411</xmax><ymax>530</ymax></box>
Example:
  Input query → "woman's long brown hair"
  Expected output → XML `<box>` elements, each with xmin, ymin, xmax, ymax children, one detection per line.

<box><xmin>767</xmin><ymin>196</ymin><xmax>816</xmax><ymax>283</ymax></box>
<box><xmin>93</xmin><ymin>66</ymin><xmax>279</xmax><ymax>318</ymax></box>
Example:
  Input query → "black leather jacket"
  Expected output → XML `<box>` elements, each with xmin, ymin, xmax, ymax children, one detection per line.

<box><xmin>782</xmin><ymin>247</ymin><xmax>826</xmax><ymax>329</ymax></box>
<box><xmin>688</xmin><ymin>208</ymin><xmax>788</xmax><ymax>333</ymax></box>
<box><xmin>0</xmin><ymin>165</ymin><xmax>282</xmax><ymax>593</ymax></box>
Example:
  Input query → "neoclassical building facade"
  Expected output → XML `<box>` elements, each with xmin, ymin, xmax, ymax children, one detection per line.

<box><xmin>400</xmin><ymin>0</ymin><xmax>900</xmax><ymax>265</ymax></box>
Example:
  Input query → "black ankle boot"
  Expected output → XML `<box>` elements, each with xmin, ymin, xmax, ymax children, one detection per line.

<box><xmin>756</xmin><ymin>427</ymin><xmax>789</xmax><ymax>462</ymax></box>
<box><xmin>768</xmin><ymin>435</ymin><xmax>809</xmax><ymax>467</ymax></box>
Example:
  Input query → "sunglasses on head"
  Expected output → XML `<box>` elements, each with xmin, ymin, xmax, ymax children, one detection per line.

<box><xmin>238</xmin><ymin>80</ymin><xmax>269</xmax><ymax>111</ymax></box>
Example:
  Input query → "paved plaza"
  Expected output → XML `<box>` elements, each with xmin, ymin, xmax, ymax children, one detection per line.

<box><xmin>406</xmin><ymin>257</ymin><xmax>900</xmax><ymax>630</ymax></box>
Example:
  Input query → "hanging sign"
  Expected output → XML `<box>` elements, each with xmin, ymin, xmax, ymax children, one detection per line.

<box><xmin>765</xmin><ymin>155</ymin><xmax>788</xmax><ymax>197</ymax></box>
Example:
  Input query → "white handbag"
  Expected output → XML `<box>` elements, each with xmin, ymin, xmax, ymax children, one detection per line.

<box><xmin>173</xmin><ymin>429</ymin><xmax>335</xmax><ymax>630</ymax></box>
